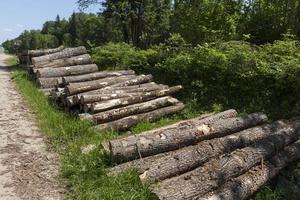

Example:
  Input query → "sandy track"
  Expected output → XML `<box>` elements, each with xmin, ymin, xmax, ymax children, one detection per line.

<box><xmin>0</xmin><ymin>54</ymin><xmax>64</xmax><ymax>199</ymax></box>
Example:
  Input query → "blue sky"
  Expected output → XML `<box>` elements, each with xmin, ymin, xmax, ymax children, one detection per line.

<box><xmin>0</xmin><ymin>0</ymin><xmax>99</xmax><ymax>44</ymax></box>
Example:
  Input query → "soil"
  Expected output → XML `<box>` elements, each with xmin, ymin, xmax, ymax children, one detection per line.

<box><xmin>0</xmin><ymin>54</ymin><xmax>64</xmax><ymax>200</ymax></box>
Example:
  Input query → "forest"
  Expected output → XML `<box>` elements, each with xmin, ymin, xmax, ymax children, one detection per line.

<box><xmin>2</xmin><ymin>0</ymin><xmax>300</xmax><ymax>199</ymax></box>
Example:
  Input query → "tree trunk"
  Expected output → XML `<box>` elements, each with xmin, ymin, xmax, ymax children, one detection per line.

<box><xmin>37</xmin><ymin>77</ymin><xmax>62</xmax><ymax>88</ymax></box>
<box><xmin>34</xmin><ymin>54</ymin><xmax>92</xmax><ymax>68</ymax></box>
<box><xmin>36</xmin><ymin>64</ymin><xmax>98</xmax><ymax>78</ymax></box>
<box><xmin>91</xmin><ymin>86</ymin><xmax>183</xmax><ymax>113</ymax></box>
<box><xmin>153</xmin><ymin>126</ymin><xmax>300</xmax><ymax>200</ymax></box>
<box><xmin>62</xmin><ymin>70</ymin><xmax>136</xmax><ymax>85</ymax></box>
<box><xmin>31</xmin><ymin>46</ymin><xmax>87</xmax><ymax>64</ymax></box>
<box><xmin>104</xmin><ymin>112</ymin><xmax>268</xmax><ymax>163</ymax></box>
<box><xmin>199</xmin><ymin>139</ymin><xmax>300</xmax><ymax>200</ymax></box>
<box><xmin>109</xmin><ymin>120</ymin><xmax>292</xmax><ymax>178</ymax></box>
<box><xmin>73</xmin><ymin>82</ymin><xmax>168</xmax><ymax>102</ymax></box>
<box><xmin>80</xmin><ymin>92</ymin><xmax>144</xmax><ymax>105</ymax></box>
<box><xmin>102</xmin><ymin>110</ymin><xmax>238</xmax><ymax>162</ymax></box>
<box><xmin>65</xmin><ymin>75</ymin><xmax>152</xmax><ymax>95</ymax></box>
<box><xmin>96</xmin><ymin>103</ymin><xmax>185</xmax><ymax>131</ymax></box>
<box><xmin>28</xmin><ymin>46</ymin><xmax>64</xmax><ymax>58</ymax></box>
<box><xmin>84</xmin><ymin>96</ymin><xmax>180</xmax><ymax>123</ymax></box>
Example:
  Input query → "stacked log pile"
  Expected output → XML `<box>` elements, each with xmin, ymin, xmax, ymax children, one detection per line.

<box><xmin>26</xmin><ymin>46</ymin><xmax>184</xmax><ymax>131</ymax></box>
<box><xmin>18</xmin><ymin>46</ymin><xmax>65</xmax><ymax>65</ymax></box>
<box><xmin>106</xmin><ymin>110</ymin><xmax>300</xmax><ymax>200</ymax></box>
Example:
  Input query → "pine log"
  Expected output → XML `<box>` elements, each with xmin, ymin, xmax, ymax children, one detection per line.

<box><xmin>80</xmin><ymin>92</ymin><xmax>144</xmax><ymax>105</ymax></box>
<box><xmin>91</xmin><ymin>86</ymin><xmax>183</xmax><ymax>113</ymax></box>
<box><xmin>102</xmin><ymin>110</ymin><xmax>245</xmax><ymax>163</ymax></box>
<box><xmin>153</xmin><ymin>125</ymin><xmax>300</xmax><ymax>200</ymax></box>
<box><xmin>31</xmin><ymin>46</ymin><xmax>87</xmax><ymax>64</ymax></box>
<box><xmin>109</xmin><ymin>120</ymin><xmax>291</xmax><ymax>177</ymax></box>
<box><xmin>62</xmin><ymin>70</ymin><xmax>136</xmax><ymax>84</ymax></box>
<box><xmin>66</xmin><ymin>75</ymin><xmax>152</xmax><ymax>95</ymax></box>
<box><xmin>28</xmin><ymin>46</ymin><xmax>64</xmax><ymax>57</ymax></box>
<box><xmin>36</xmin><ymin>64</ymin><xmax>98</xmax><ymax>78</ymax></box>
<box><xmin>37</xmin><ymin>77</ymin><xmax>63</xmax><ymax>88</ymax></box>
<box><xmin>34</xmin><ymin>54</ymin><xmax>92</xmax><ymax>68</ymax></box>
<box><xmin>73</xmin><ymin>82</ymin><xmax>168</xmax><ymax>102</ymax></box>
<box><xmin>83</xmin><ymin>96</ymin><xmax>180</xmax><ymax>123</ymax></box>
<box><xmin>95</xmin><ymin>103</ymin><xmax>185</xmax><ymax>131</ymax></box>
<box><xmin>199</xmin><ymin>139</ymin><xmax>300</xmax><ymax>200</ymax></box>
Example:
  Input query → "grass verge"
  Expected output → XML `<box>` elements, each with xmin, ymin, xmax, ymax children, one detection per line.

<box><xmin>7</xmin><ymin>58</ymin><xmax>299</xmax><ymax>200</ymax></box>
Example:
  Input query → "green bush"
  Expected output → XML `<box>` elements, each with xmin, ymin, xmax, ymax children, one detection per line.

<box><xmin>92</xmin><ymin>38</ymin><xmax>300</xmax><ymax>119</ymax></box>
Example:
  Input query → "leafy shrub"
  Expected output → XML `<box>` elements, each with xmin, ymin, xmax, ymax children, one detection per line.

<box><xmin>92</xmin><ymin>38</ymin><xmax>300</xmax><ymax>119</ymax></box>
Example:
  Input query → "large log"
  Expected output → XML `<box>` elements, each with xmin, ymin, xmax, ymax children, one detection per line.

<box><xmin>153</xmin><ymin>125</ymin><xmax>300</xmax><ymax>200</ymax></box>
<box><xmin>62</xmin><ymin>70</ymin><xmax>136</xmax><ymax>85</ymax></box>
<box><xmin>102</xmin><ymin>110</ymin><xmax>260</xmax><ymax>163</ymax></box>
<box><xmin>37</xmin><ymin>77</ymin><xmax>63</xmax><ymax>88</ymax></box>
<box><xmin>91</xmin><ymin>86</ymin><xmax>183</xmax><ymax>113</ymax></box>
<box><xmin>34</xmin><ymin>54</ymin><xmax>92</xmax><ymax>68</ymax></box>
<box><xmin>72</xmin><ymin>83</ymin><xmax>168</xmax><ymax>106</ymax></box>
<box><xmin>66</xmin><ymin>75</ymin><xmax>152</xmax><ymax>95</ymax></box>
<box><xmin>199</xmin><ymin>139</ymin><xmax>300</xmax><ymax>200</ymax></box>
<box><xmin>28</xmin><ymin>46</ymin><xmax>64</xmax><ymax>57</ymax></box>
<box><xmin>80</xmin><ymin>93</ymin><xmax>143</xmax><ymax>105</ymax></box>
<box><xmin>31</xmin><ymin>46</ymin><xmax>87</xmax><ymax>64</ymax></box>
<box><xmin>109</xmin><ymin>120</ymin><xmax>291</xmax><ymax>178</ymax></box>
<box><xmin>95</xmin><ymin>103</ymin><xmax>185</xmax><ymax>131</ymax></box>
<box><xmin>81</xmin><ymin>96</ymin><xmax>180</xmax><ymax>123</ymax></box>
<box><xmin>36</xmin><ymin>64</ymin><xmax>99</xmax><ymax>78</ymax></box>
<box><xmin>74</xmin><ymin>82</ymin><xmax>168</xmax><ymax>101</ymax></box>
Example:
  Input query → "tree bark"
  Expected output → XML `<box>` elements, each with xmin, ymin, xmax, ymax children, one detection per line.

<box><xmin>65</xmin><ymin>75</ymin><xmax>152</xmax><ymax>95</ymax></box>
<box><xmin>91</xmin><ymin>86</ymin><xmax>183</xmax><ymax>113</ymax></box>
<box><xmin>73</xmin><ymin>82</ymin><xmax>168</xmax><ymax>102</ymax></box>
<box><xmin>34</xmin><ymin>54</ymin><xmax>92</xmax><ymax>68</ymax></box>
<box><xmin>80</xmin><ymin>92</ymin><xmax>144</xmax><ymax>105</ymax></box>
<box><xmin>102</xmin><ymin>110</ymin><xmax>238</xmax><ymax>163</ymax></box>
<box><xmin>199</xmin><ymin>139</ymin><xmax>300</xmax><ymax>200</ymax></box>
<box><xmin>62</xmin><ymin>70</ymin><xmax>136</xmax><ymax>85</ymax></box>
<box><xmin>31</xmin><ymin>46</ymin><xmax>87</xmax><ymax>64</ymax></box>
<box><xmin>28</xmin><ymin>46</ymin><xmax>64</xmax><ymax>58</ymax></box>
<box><xmin>84</xmin><ymin>96</ymin><xmax>180</xmax><ymax>123</ymax></box>
<box><xmin>153</xmin><ymin>126</ymin><xmax>300</xmax><ymax>200</ymax></box>
<box><xmin>36</xmin><ymin>64</ymin><xmax>98</xmax><ymax>78</ymax></box>
<box><xmin>95</xmin><ymin>103</ymin><xmax>185</xmax><ymax>131</ymax></box>
<box><xmin>109</xmin><ymin>120</ymin><xmax>292</xmax><ymax>178</ymax></box>
<box><xmin>37</xmin><ymin>77</ymin><xmax>63</xmax><ymax>88</ymax></box>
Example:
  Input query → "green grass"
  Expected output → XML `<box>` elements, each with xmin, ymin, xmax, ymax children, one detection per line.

<box><xmin>7</xmin><ymin>58</ymin><xmax>300</xmax><ymax>200</ymax></box>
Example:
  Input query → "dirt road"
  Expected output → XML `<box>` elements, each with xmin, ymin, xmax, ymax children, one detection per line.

<box><xmin>0</xmin><ymin>54</ymin><xmax>63</xmax><ymax>199</ymax></box>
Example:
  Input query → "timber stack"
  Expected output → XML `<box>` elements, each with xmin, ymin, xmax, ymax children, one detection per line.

<box><xmin>106</xmin><ymin>109</ymin><xmax>300</xmax><ymax>200</ymax></box>
<box><xmin>26</xmin><ymin>46</ymin><xmax>184</xmax><ymax>131</ymax></box>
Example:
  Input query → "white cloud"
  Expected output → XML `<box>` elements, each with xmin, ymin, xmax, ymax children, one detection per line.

<box><xmin>3</xmin><ymin>28</ymin><xmax>13</xmax><ymax>32</ymax></box>
<box><xmin>16</xmin><ymin>24</ymin><xmax>24</xmax><ymax>28</ymax></box>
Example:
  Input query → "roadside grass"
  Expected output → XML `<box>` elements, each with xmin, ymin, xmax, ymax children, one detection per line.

<box><xmin>7</xmin><ymin>58</ymin><xmax>299</xmax><ymax>200</ymax></box>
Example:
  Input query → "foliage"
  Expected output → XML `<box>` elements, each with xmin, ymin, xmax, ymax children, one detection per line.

<box><xmin>92</xmin><ymin>38</ymin><xmax>300</xmax><ymax>120</ymax></box>
<box><xmin>4</xmin><ymin>0</ymin><xmax>300</xmax><ymax>53</ymax></box>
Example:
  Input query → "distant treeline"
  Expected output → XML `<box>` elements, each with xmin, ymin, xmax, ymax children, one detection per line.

<box><xmin>3</xmin><ymin>0</ymin><xmax>300</xmax><ymax>53</ymax></box>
